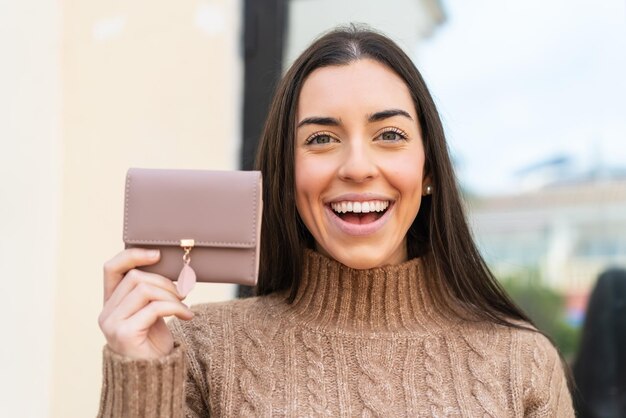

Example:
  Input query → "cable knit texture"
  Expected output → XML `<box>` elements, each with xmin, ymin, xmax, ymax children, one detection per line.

<box><xmin>98</xmin><ymin>250</ymin><xmax>574</xmax><ymax>417</ymax></box>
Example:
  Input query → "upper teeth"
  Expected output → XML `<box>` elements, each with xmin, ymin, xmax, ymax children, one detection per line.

<box><xmin>330</xmin><ymin>200</ymin><xmax>390</xmax><ymax>214</ymax></box>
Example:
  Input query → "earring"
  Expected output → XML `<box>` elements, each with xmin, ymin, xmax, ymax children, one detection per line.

<box><xmin>425</xmin><ymin>185</ymin><xmax>433</xmax><ymax>195</ymax></box>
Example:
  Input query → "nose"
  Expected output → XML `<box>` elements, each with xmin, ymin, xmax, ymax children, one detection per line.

<box><xmin>337</xmin><ymin>141</ymin><xmax>378</xmax><ymax>183</ymax></box>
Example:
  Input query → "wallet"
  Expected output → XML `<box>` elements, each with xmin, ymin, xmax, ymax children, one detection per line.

<box><xmin>123</xmin><ymin>168</ymin><xmax>262</xmax><ymax>292</ymax></box>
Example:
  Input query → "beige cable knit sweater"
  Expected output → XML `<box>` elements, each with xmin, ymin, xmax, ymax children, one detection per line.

<box><xmin>98</xmin><ymin>250</ymin><xmax>574</xmax><ymax>417</ymax></box>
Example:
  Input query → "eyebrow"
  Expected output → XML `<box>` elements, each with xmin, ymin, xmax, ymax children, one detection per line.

<box><xmin>297</xmin><ymin>108</ymin><xmax>413</xmax><ymax>128</ymax></box>
<box><xmin>297</xmin><ymin>116</ymin><xmax>340</xmax><ymax>128</ymax></box>
<box><xmin>367</xmin><ymin>109</ymin><xmax>413</xmax><ymax>122</ymax></box>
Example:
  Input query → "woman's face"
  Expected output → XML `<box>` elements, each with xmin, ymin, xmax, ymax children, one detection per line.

<box><xmin>294</xmin><ymin>59</ymin><xmax>428</xmax><ymax>269</ymax></box>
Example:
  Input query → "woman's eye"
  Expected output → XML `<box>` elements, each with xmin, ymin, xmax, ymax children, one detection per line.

<box><xmin>308</xmin><ymin>134</ymin><xmax>334</xmax><ymax>145</ymax></box>
<box><xmin>378</xmin><ymin>130</ymin><xmax>406</xmax><ymax>142</ymax></box>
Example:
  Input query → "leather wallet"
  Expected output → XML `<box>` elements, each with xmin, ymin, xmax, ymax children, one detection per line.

<box><xmin>123</xmin><ymin>168</ymin><xmax>262</xmax><ymax>288</ymax></box>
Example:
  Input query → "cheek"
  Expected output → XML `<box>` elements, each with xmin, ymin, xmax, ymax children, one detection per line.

<box><xmin>294</xmin><ymin>155</ymin><xmax>322</xmax><ymax>216</ymax></box>
<box><xmin>385</xmin><ymin>150</ymin><xmax>425</xmax><ymax>191</ymax></box>
<box><xmin>295</xmin><ymin>154</ymin><xmax>337</xmax><ymax>206</ymax></box>
<box><xmin>397</xmin><ymin>175</ymin><xmax>424</xmax><ymax>217</ymax></box>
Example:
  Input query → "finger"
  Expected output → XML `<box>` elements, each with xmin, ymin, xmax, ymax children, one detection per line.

<box><xmin>103</xmin><ymin>248</ymin><xmax>161</xmax><ymax>301</ymax></box>
<box><xmin>124</xmin><ymin>301</ymin><xmax>194</xmax><ymax>333</ymax></box>
<box><xmin>103</xmin><ymin>268</ymin><xmax>181</xmax><ymax>315</ymax></box>
<box><xmin>111</xmin><ymin>282</ymin><xmax>184</xmax><ymax>320</ymax></box>
<box><xmin>99</xmin><ymin>297</ymin><xmax>191</xmax><ymax>341</ymax></box>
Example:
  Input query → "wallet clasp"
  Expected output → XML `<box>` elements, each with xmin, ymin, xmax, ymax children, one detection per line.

<box><xmin>180</xmin><ymin>239</ymin><xmax>195</xmax><ymax>264</ymax></box>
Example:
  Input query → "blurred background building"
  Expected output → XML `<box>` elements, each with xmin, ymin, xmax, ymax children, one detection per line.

<box><xmin>415</xmin><ymin>0</ymin><xmax>625</xmax><ymax>362</ymax></box>
<box><xmin>0</xmin><ymin>0</ymin><xmax>444</xmax><ymax>417</ymax></box>
<box><xmin>469</xmin><ymin>175</ymin><xmax>626</xmax><ymax>326</ymax></box>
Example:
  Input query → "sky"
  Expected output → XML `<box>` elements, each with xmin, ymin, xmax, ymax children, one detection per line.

<box><xmin>416</xmin><ymin>0</ymin><xmax>626</xmax><ymax>195</ymax></box>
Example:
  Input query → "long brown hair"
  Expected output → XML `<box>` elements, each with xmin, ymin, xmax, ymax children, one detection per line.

<box><xmin>254</xmin><ymin>25</ymin><xmax>532</xmax><ymax>328</ymax></box>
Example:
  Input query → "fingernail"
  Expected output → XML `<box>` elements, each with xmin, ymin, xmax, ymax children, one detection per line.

<box><xmin>148</xmin><ymin>249</ymin><xmax>160</xmax><ymax>259</ymax></box>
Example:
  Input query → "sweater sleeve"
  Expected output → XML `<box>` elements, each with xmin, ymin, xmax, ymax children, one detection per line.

<box><xmin>521</xmin><ymin>332</ymin><xmax>574</xmax><ymax>418</ymax></box>
<box><xmin>97</xmin><ymin>341</ymin><xmax>209</xmax><ymax>418</ymax></box>
<box><xmin>97</xmin><ymin>343</ymin><xmax>186</xmax><ymax>418</ymax></box>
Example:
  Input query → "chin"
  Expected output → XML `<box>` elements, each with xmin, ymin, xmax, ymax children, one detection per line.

<box><xmin>342</xmin><ymin>258</ymin><xmax>387</xmax><ymax>270</ymax></box>
<box><xmin>319</xmin><ymin>244</ymin><xmax>405</xmax><ymax>270</ymax></box>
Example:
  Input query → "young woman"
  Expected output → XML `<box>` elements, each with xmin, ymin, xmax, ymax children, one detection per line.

<box><xmin>98</xmin><ymin>27</ymin><xmax>574</xmax><ymax>417</ymax></box>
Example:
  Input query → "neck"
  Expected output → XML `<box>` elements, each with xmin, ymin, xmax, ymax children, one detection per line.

<box><xmin>278</xmin><ymin>249</ymin><xmax>455</xmax><ymax>333</ymax></box>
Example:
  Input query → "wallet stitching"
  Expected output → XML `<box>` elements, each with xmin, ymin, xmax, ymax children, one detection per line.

<box><xmin>250</xmin><ymin>173</ymin><xmax>258</xmax><ymax>282</ymax></box>
<box><xmin>125</xmin><ymin>239</ymin><xmax>255</xmax><ymax>246</ymax></box>
<box><xmin>123</xmin><ymin>172</ymin><xmax>130</xmax><ymax>242</ymax></box>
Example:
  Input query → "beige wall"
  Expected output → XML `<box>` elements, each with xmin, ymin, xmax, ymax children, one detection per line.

<box><xmin>0</xmin><ymin>1</ymin><xmax>62</xmax><ymax>417</ymax></box>
<box><xmin>52</xmin><ymin>1</ymin><xmax>243</xmax><ymax>416</ymax></box>
<box><xmin>2</xmin><ymin>0</ymin><xmax>242</xmax><ymax>417</ymax></box>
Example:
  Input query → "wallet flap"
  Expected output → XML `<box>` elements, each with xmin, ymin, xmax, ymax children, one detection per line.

<box><xmin>123</xmin><ymin>168</ymin><xmax>261</xmax><ymax>249</ymax></box>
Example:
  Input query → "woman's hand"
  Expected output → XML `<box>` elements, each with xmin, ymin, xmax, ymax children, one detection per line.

<box><xmin>98</xmin><ymin>248</ymin><xmax>195</xmax><ymax>359</ymax></box>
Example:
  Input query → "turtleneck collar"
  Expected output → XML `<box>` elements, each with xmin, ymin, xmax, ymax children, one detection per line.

<box><xmin>274</xmin><ymin>249</ymin><xmax>456</xmax><ymax>334</ymax></box>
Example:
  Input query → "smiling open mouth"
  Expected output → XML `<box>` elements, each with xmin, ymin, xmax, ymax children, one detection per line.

<box><xmin>329</xmin><ymin>200</ymin><xmax>391</xmax><ymax>224</ymax></box>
